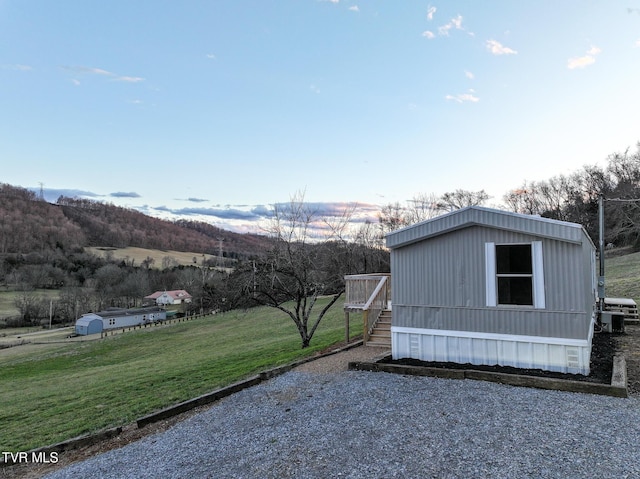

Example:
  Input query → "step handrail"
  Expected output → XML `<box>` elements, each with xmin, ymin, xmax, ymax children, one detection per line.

<box><xmin>363</xmin><ymin>276</ymin><xmax>388</xmax><ymax>311</ymax></box>
<box><xmin>362</xmin><ymin>276</ymin><xmax>388</xmax><ymax>343</ymax></box>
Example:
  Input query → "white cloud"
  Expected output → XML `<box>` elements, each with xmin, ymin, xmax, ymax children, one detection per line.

<box><xmin>636</xmin><ymin>39</ymin><xmax>640</xmax><ymax>47</ymax></box>
<box><xmin>567</xmin><ymin>55</ymin><xmax>595</xmax><ymax>69</ymax></box>
<box><xmin>427</xmin><ymin>5</ymin><xmax>436</xmax><ymax>21</ymax></box>
<box><xmin>435</xmin><ymin>15</ymin><xmax>465</xmax><ymax>37</ymax></box>
<box><xmin>445</xmin><ymin>89</ymin><xmax>479</xmax><ymax>103</ymax></box>
<box><xmin>310</xmin><ymin>84</ymin><xmax>320</xmax><ymax>94</ymax></box>
<box><xmin>1</xmin><ymin>64</ymin><xmax>32</xmax><ymax>71</ymax></box>
<box><xmin>85</xmin><ymin>67</ymin><xmax>113</xmax><ymax>76</ymax></box>
<box><xmin>438</xmin><ymin>23</ymin><xmax>453</xmax><ymax>36</ymax></box>
<box><xmin>422</xmin><ymin>30</ymin><xmax>435</xmax><ymax>39</ymax></box>
<box><xmin>71</xmin><ymin>79</ymin><xmax>81</xmax><ymax>86</ymax></box>
<box><xmin>486</xmin><ymin>40</ymin><xmax>517</xmax><ymax>55</ymax></box>
<box><xmin>465</xmin><ymin>70</ymin><xmax>474</xmax><ymax>79</ymax></box>
<box><xmin>587</xmin><ymin>46</ymin><xmax>601</xmax><ymax>56</ymax></box>
<box><xmin>348</xmin><ymin>5</ymin><xmax>359</xmax><ymax>12</ymax></box>
<box><xmin>567</xmin><ymin>45</ymin><xmax>601</xmax><ymax>69</ymax></box>
<box><xmin>206</xmin><ymin>53</ymin><xmax>216</xmax><ymax>60</ymax></box>
<box><xmin>62</xmin><ymin>65</ymin><xmax>145</xmax><ymax>83</ymax></box>
<box><xmin>114</xmin><ymin>76</ymin><xmax>144</xmax><ymax>83</ymax></box>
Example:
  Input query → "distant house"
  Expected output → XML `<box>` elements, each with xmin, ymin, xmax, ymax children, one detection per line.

<box><xmin>74</xmin><ymin>306</ymin><xmax>167</xmax><ymax>335</ymax></box>
<box><xmin>386</xmin><ymin>206</ymin><xmax>597</xmax><ymax>375</ymax></box>
<box><xmin>144</xmin><ymin>290</ymin><xmax>193</xmax><ymax>306</ymax></box>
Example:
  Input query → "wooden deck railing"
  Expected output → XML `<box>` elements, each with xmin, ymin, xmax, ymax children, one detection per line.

<box><xmin>344</xmin><ymin>274</ymin><xmax>391</xmax><ymax>344</ymax></box>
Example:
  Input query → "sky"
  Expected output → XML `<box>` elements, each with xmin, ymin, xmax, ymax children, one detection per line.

<box><xmin>2</xmin><ymin>1</ymin><xmax>640</xmax><ymax>234</ymax></box>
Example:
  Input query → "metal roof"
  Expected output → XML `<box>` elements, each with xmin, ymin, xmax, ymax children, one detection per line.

<box><xmin>386</xmin><ymin>206</ymin><xmax>595</xmax><ymax>250</ymax></box>
<box><xmin>88</xmin><ymin>306</ymin><xmax>164</xmax><ymax>319</ymax></box>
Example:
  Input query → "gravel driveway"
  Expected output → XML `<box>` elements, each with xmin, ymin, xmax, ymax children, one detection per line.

<box><xmin>42</xmin><ymin>357</ymin><xmax>640</xmax><ymax>479</ymax></box>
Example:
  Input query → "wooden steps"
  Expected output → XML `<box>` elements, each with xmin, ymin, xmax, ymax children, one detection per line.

<box><xmin>604</xmin><ymin>297</ymin><xmax>639</xmax><ymax>325</ymax></box>
<box><xmin>366</xmin><ymin>309</ymin><xmax>392</xmax><ymax>348</ymax></box>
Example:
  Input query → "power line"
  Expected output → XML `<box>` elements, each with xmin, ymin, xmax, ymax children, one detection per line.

<box><xmin>603</xmin><ymin>197</ymin><xmax>640</xmax><ymax>203</ymax></box>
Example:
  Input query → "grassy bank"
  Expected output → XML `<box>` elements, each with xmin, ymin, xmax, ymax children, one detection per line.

<box><xmin>604</xmin><ymin>251</ymin><xmax>640</xmax><ymax>301</ymax></box>
<box><xmin>0</xmin><ymin>299</ymin><xmax>357</xmax><ymax>451</ymax></box>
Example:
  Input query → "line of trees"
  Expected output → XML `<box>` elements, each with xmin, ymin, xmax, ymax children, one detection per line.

<box><xmin>503</xmin><ymin>143</ymin><xmax>640</xmax><ymax>247</ymax></box>
<box><xmin>376</xmin><ymin>143</ymin><xmax>640</xmax><ymax>249</ymax></box>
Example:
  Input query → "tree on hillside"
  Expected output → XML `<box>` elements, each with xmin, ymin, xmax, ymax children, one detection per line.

<box><xmin>247</xmin><ymin>192</ymin><xmax>346</xmax><ymax>349</ymax></box>
<box><xmin>502</xmin><ymin>143</ymin><xmax>640</xmax><ymax>248</ymax></box>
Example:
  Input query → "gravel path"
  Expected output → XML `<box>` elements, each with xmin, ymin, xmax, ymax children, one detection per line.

<box><xmin>43</xmin><ymin>355</ymin><xmax>640</xmax><ymax>479</ymax></box>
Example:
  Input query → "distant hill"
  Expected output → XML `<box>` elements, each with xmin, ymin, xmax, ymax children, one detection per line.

<box><xmin>0</xmin><ymin>183</ymin><xmax>272</xmax><ymax>259</ymax></box>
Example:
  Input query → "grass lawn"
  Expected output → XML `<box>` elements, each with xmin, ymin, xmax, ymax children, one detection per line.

<box><xmin>605</xmin><ymin>251</ymin><xmax>640</xmax><ymax>302</ymax></box>
<box><xmin>0</xmin><ymin>298</ymin><xmax>359</xmax><ymax>451</ymax></box>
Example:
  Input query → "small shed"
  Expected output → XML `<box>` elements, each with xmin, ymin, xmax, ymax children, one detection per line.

<box><xmin>386</xmin><ymin>206</ymin><xmax>597</xmax><ymax>375</ymax></box>
<box><xmin>75</xmin><ymin>314</ymin><xmax>103</xmax><ymax>336</ymax></box>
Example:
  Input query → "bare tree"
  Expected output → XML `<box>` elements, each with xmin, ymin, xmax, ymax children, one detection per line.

<box><xmin>438</xmin><ymin>189</ymin><xmax>490</xmax><ymax>211</ymax></box>
<box><xmin>378</xmin><ymin>193</ymin><xmax>442</xmax><ymax>234</ymax></box>
<box><xmin>250</xmin><ymin>192</ymin><xmax>345</xmax><ymax>348</ymax></box>
<box><xmin>380</xmin><ymin>191</ymin><xmax>481</xmax><ymax>234</ymax></box>
<box><xmin>378</xmin><ymin>201</ymin><xmax>409</xmax><ymax>234</ymax></box>
<box><xmin>405</xmin><ymin>193</ymin><xmax>442</xmax><ymax>224</ymax></box>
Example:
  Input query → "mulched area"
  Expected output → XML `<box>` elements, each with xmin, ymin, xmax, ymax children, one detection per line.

<box><xmin>381</xmin><ymin>330</ymin><xmax>617</xmax><ymax>384</ymax></box>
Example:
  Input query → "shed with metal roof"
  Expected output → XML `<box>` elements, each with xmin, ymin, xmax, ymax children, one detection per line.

<box><xmin>75</xmin><ymin>314</ymin><xmax>103</xmax><ymax>336</ymax></box>
<box><xmin>386</xmin><ymin>206</ymin><xmax>597</xmax><ymax>375</ymax></box>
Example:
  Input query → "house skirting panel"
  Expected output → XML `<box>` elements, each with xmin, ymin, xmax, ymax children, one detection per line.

<box><xmin>391</xmin><ymin>326</ymin><xmax>592</xmax><ymax>375</ymax></box>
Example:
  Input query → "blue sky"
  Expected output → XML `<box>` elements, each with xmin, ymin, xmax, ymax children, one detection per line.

<box><xmin>2</xmin><ymin>1</ymin><xmax>639</xmax><ymax>233</ymax></box>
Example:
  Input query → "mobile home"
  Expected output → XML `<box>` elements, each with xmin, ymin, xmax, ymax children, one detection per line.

<box><xmin>386</xmin><ymin>206</ymin><xmax>597</xmax><ymax>375</ymax></box>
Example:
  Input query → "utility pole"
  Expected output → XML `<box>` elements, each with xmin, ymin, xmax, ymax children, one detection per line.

<box><xmin>217</xmin><ymin>237</ymin><xmax>224</xmax><ymax>269</ymax></box>
<box><xmin>598</xmin><ymin>194</ymin><xmax>605</xmax><ymax>316</ymax></box>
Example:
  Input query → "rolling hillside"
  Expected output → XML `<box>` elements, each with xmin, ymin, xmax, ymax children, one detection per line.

<box><xmin>0</xmin><ymin>183</ymin><xmax>273</xmax><ymax>259</ymax></box>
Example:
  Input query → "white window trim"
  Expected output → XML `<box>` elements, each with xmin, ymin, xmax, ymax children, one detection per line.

<box><xmin>485</xmin><ymin>241</ymin><xmax>546</xmax><ymax>309</ymax></box>
<box><xmin>531</xmin><ymin>241</ymin><xmax>546</xmax><ymax>309</ymax></box>
<box><xmin>485</xmin><ymin>242</ymin><xmax>497</xmax><ymax>307</ymax></box>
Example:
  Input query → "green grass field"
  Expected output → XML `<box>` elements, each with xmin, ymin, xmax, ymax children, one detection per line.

<box><xmin>603</xmin><ymin>251</ymin><xmax>640</xmax><ymax>301</ymax></box>
<box><xmin>0</xmin><ymin>299</ymin><xmax>358</xmax><ymax>451</ymax></box>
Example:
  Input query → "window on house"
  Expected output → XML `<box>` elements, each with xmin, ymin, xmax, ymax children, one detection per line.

<box><xmin>485</xmin><ymin>241</ymin><xmax>545</xmax><ymax>309</ymax></box>
<box><xmin>496</xmin><ymin>244</ymin><xmax>533</xmax><ymax>305</ymax></box>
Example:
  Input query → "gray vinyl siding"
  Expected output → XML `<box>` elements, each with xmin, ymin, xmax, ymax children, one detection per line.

<box><xmin>390</xmin><ymin>225</ymin><xmax>594</xmax><ymax>340</ymax></box>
